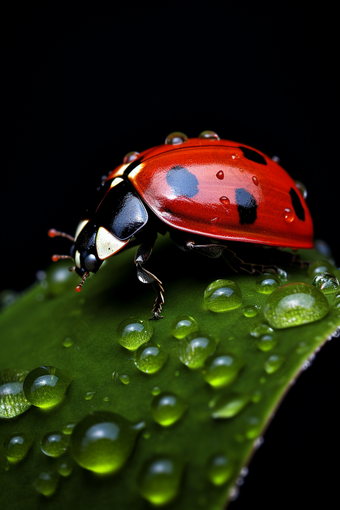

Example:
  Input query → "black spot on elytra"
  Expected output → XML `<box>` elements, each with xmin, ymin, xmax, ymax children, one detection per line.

<box><xmin>289</xmin><ymin>188</ymin><xmax>305</xmax><ymax>221</ymax></box>
<box><xmin>166</xmin><ymin>165</ymin><xmax>199</xmax><ymax>198</ymax></box>
<box><xmin>239</xmin><ymin>146</ymin><xmax>267</xmax><ymax>165</ymax></box>
<box><xmin>235</xmin><ymin>188</ymin><xmax>258</xmax><ymax>224</ymax></box>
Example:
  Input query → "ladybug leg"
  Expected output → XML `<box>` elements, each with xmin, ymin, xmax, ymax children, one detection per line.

<box><xmin>134</xmin><ymin>239</ymin><xmax>165</xmax><ymax>320</ymax></box>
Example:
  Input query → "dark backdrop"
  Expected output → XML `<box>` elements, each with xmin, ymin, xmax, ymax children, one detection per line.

<box><xmin>2</xmin><ymin>5</ymin><xmax>339</xmax><ymax>509</ymax></box>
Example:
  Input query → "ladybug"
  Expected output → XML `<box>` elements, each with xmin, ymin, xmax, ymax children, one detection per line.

<box><xmin>49</xmin><ymin>131</ymin><xmax>313</xmax><ymax>319</ymax></box>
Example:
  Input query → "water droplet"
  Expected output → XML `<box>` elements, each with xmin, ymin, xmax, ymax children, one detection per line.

<box><xmin>34</xmin><ymin>471</ymin><xmax>59</xmax><ymax>497</ymax></box>
<box><xmin>231</xmin><ymin>153</ymin><xmax>240</xmax><ymax>160</ymax></box>
<box><xmin>62</xmin><ymin>422</ymin><xmax>75</xmax><ymax>435</ymax></box>
<box><xmin>216</xmin><ymin>170</ymin><xmax>224</xmax><ymax>180</ymax></box>
<box><xmin>250</xmin><ymin>324</ymin><xmax>274</xmax><ymax>338</ymax></box>
<box><xmin>198</xmin><ymin>130</ymin><xmax>220</xmax><ymax>140</ymax></box>
<box><xmin>119</xmin><ymin>374</ymin><xmax>130</xmax><ymax>385</ymax></box>
<box><xmin>312</xmin><ymin>272</ymin><xmax>340</xmax><ymax>294</ymax></box>
<box><xmin>103</xmin><ymin>396</ymin><xmax>110</xmax><ymax>402</ymax></box>
<box><xmin>207</xmin><ymin>454</ymin><xmax>233</xmax><ymax>485</ymax></box>
<box><xmin>276</xmin><ymin>267</ymin><xmax>288</xmax><ymax>281</ymax></box>
<box><xmin>203</xmin><ymin>354</ymin><xmax>242</xmax><ymax>387</ymax></box>
<box><xmin>240</xmin><ymin>467</ymin><xmax>249</xmax><ymax>477</ymax></box>
<box><xmin>123</xmin><ymin>151</ymin><xmax>140</xmax><ymax>164</ymax></box>
<box><xmin>47</xmin><ymin>261</ymin><xmax>74</xmax><ymax>295</ymax></box>
<box><xmin>256</xmin><ymin>335</ymin><xmax>277</xmax><ymax>351</ymax></box>
<box><xmin>252</xmin><ymin>176</ymin><xmax>259</xmax><ymax>186</ymax></box>
<box><xmin>165</xmin><ymin>132</ymin><xmax>188</xmax><ymax>145</ymax></box>
<box><xmin>204</xmin><ymin>279</ymin><xmax>242</xmax><ymax>312</ymax></box>
<box><xmin>63</xmin><ymin>337</ymin><xmax>73</xmax><ymax>348</ymax></box>
<box><xmin>264</xmin><ymin>355</ymin><xmax>285</xmax><ymax>374</ymax></box>
<box><xmin>151</xmin><ymin>392</ymin><xmax>187</xmax><ymax>426</ymax></box>
<box><xmin>152</xmin><ymin>386</ymin><xmax>161</xmax><ymax>396</ymax></box>
<box><xmin>23</xmin><ymin>366</ymin><xmax>72</xmax><ymax>408</ymax></box>
<box><xmin>243</xmin><ymin>305</ymin><xmax>258</xmax><ymax>317</ymax></box>
<box><xmin>255</xmin><ymin>273</ymin><xmax>281</xmax><ymax>294</ymax></box>
<box><xmin>211</xmin><ymin>393</ymin><xmax>250</xmax><ymax>419</ymax></box>
<box><xmin>3</xmin><ymin>432</ymin><xmax>33</xmax><ymax>462</ymax></box>
<box><xmin>254</xmin><ymin>436</ymin><xmax>264</xmax><ymax>449</ymax></box>
<box><xmin>143</xmin><ymin>430</ymin><xmax>151</xmax><ymax>439</ymax></box>
<box><xmin>171</xmin><ymin>315</ymin><xmax>199</xmax><ymax>339</ymax></box>
<box><xmin>134</xmin><ymin>342</ymin><xmax>168</xmax><ymax>374</ymax></box>
<box><xmin>295</xmin><ymin>180</ymin><xmax>307</xmax><ymax>199</ymax></box>
<box><xmin>244</xmin><ymin>416</ymin><xmax>262</xmax><ymax>439</ymax></box>
<box><xmin>284</xmin><ymin>208</ymin><xmax>295</xmax><ymax>223</ymax></box>
<box><xmin>219</xmin><ymin>196</ymin><xmax>230</xmax><ymax>205</ymax></box>
<box><xmin>117</xmin><ymin>317</ymin><xmax>153</xmax><ymax>350</ymax></box>
<box><xmin>178</xmin><ymin>332</ymin><xmax>216</xmax><ymax>369</ymax></box>
<box><xmin>264</xmin><ymin>283</ymin><xmax>329</xmax><ymax>328</ymax></box>
<box><xmin>229</xmin><ymin>486</ymin><xmax>240</xmax><ymax>501</ymax></box>
<box><xmin>41</xmin><ymin>431</ymin><xmax>69</xmax><ymax>457</ymax></box>
<box><xmin>57</xmin><ymin>457</ymin><xmax>74</xmax><ymax>477</ymax></box>
<box><xmin>251</xmin><ymin>390</ymin><xmax>263</xmax><ymax>403</ymax></box>
<box><xmin>70</xmin><ymin>411</ymin><xmax>144</xmax><ymax>474</ymax></box>
<box><xmin>85</xmin><ymin>391</ymin><xmax>95</xmax><ymax>400</ymax></box>
<box><xmin>0</xmin><ymin>369</ymin><xmax>31</xmax><ymax>418</ymax></box>
<box><xmin>0</xmin><ymin>289</ymin><xmax>18</xmax><ymax>310</ymax></box>
<box><xmin>138</xmin><ymin>456</ymin><xmax>183</xmax><ymax>505</ymax></box>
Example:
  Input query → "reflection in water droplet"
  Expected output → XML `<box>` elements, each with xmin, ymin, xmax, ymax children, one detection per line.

<box><xmin>0</xmin><ymin>369</ymin><xmax>31</xmax><ymax>418</ymax></box>
<box><xmin>23</xmin><ymin>366</ymin><xmax>72</xmax><ymax>408</ymax></box>
<box><xmin>216</xmin><ymin>170</ymin><xmax>224</xmax><ymax>180</ymax></box>
<box><xmin>211</xmin><ymin>393</ymin><xmax>250</xmax><ymax>419</ymax></box>
<box><xmin>151</xmin><ymin>392</ymin><xmax>187</xmax><ymax>426</ymax></box>
<box><xmin>204</xmin><ymin>279</ymin><xmax>242</xmax><ymax>312</ymax></box>
<box><xmin>63</xmin><ymin>337</ymin><xmax>73</xmax><ymax>348</ymax></box>
<box><xmin>178</xmin><ymin>332</ymin><xmax>216</xmax><ymax>369</ymax></box>
<box><xmin>152</xmin><ymin>386</ymin><xmax>161</xmax><ymax>396</ymax></box>
<box><xmin>171</xmin><ymin>315</ymin><xmax>199</xmax><ymax>339</ymax></box>
<box><xmin>198</xmin><ymin>130</ymin><xmax>220</xmax><ymax>140</ymax></box>
<box><xmin>203</xmin><ymin>354</ymin><xmax>242</xmax><ymax>387</ymax></box>
<box><xmin>219</xmin><ymin>196</ymin><xmax>230</xmax><ymax>205</ymax></box>
<box><xmin>252</xmin><ymin>176</ymin><xmax>259</xmax><ymax>186</ymax></box>
<box><xmin>207</xmin><ymin>454</ymin><xmax>233</xmax><ymax>485</ymax></box>
<box><xmin>165</xmin><ymin>132</ymin><xmax>188</xmax><ymax>145</ymax></box>
<box><xmin>256</xmin><ymin>335</ymin><xmax>277</xmax><ymax>351</ymax></box>
<box><xmin>255</xmin><ymin>273</ymin><xmax>281</xmax><ymax>294</ymax></box>
<box><xmin>283</xmin><ymin>208</ymin><xmax>295</xmax><ymax>223</ymax></box>
<box><xmin>123</xmin><ymin>151</ymin><xmax>140</xmax><ymax>164</ymax></box>
<box><xmin>295</xmin><ymin>180</ymin><xmax>308</xmax><ymax>199</ymax></box>
<box><xmin>3</xmin><ymin>432</ymin><xmax>33</xmax><ymax>463</ymax></box>
<box><xmin>34</xmin><ymin>471</ymin><xmax>59</xmax><ymax>497</ymax></box>
<box><xmin>117</xmin><ymin>317</ymin><xmax>153</xmax><ymax>350</ymax></box>
<box><xmin>308</xmin><ymin>260</ymin><xmax>335</xmax><ymax>278</ymax></box>
<box><xmin>41</xmin><ymin>431</ymin><xmax>69</xmax><ymax>457</ymax></box>
<box><xmin>71</xmin><ymin>411</ymin><xmax>144</xmax><ymax>474</ymax></box>
<box><xmin>264</xmin><ymin>355</ymin><xmax>285</xmax><ymax>374</ymax></box>
<box><xmin>57</xmin><ymin>457</ymin><xmax>74</xmax><ymax>477</ymax></box>
<box><xmin>264</xmin><ymin>283</ymin><xmax>329</xmax><ymax>328</ymax></box>
<box><xmin>134</xmin><ymin>342</ymin><xmax>168</xmax><ymax>374</ymax></box>
<box><xmin>243</xmin><ymin>305</ymin><xmax>257</xmax><ymax>317</ymax></box>
<box><xmin>103</xmin><ymin>397</ymin><xmax>110</xmax><ymax>402</ymax></box>
<box><xmin>62</xmin><ymin>423</ymin><xmax>75</xmax><ymax>435</ymax></box>
<box><xmin>312</xmin><ymin>272</ymin><xmax>340</xmax><ymax>294</ymax></box>
<box><xmin>119</xmin><ymin>374</ymin><xmax>130</xmax><ymax>385</ymax></box>
<box><xmin>276</xmin><ymin>267</ymin><xmax>288</xmax><ymax>281</ymax></box>
<box><xmin>138</xmin><ymin>456</ymin><xmax>183</xmax><ymax>505</ymax></box>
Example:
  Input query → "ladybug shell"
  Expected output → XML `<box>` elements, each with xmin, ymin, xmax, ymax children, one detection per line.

<box><xmin>107</xmin><ymin>138</ymin><xmax>313</xmax><ymax>249</ymax></box>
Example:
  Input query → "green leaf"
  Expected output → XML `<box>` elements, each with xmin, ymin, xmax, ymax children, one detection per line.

<box><xmin>0</xmin><ymin>236</ymin><xmax>339</xmax><ymax>509</ymax></box>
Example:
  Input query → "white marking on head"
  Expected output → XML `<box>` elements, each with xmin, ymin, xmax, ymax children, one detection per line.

<box><xmin>74</xmin><ymin>219</ymin><xmax>90</xmax><ymax>241</ymax></box>
<box><xmin>110</xmin><ymin>177</ymin><xmax>124</xmax><ymax>189</ymax></box>
<box><xmin>75</xmin><ymin>250</ymin><xmax>81</xmax><ymax>268</ymax></box>
<box><xmin>96</xmin><ymin>227</ymin><xmax>129</xmax><ymax>260</ymax></box>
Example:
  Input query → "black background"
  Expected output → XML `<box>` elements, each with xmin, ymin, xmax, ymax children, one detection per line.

<box><xmin>2</xmin><ymin>5</ymin><xmax>339</xmax><ymax>509</ymax></box>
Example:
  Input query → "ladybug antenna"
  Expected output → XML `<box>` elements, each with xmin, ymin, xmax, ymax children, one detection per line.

<box><xmin>51</xmin><ymin>254</ymin><xmax>74</xmax><ymax>262</ymax></box>
<box><xmin>48</xmin><ymin>228</ymin><xmax>74</xmax><ymax>242</ymax></box>
<box><xmin>75</xmin><ymin>271</ymin><xmax>90</xmax><ymax>293</ymax></box>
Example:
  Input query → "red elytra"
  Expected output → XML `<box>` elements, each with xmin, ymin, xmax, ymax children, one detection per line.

<box><xmin>107</xmin><ymin>138</ymin><xmax>314</xmax><ymax>249</ymax></box>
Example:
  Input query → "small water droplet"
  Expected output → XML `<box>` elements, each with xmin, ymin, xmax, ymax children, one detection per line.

<box><xmin>229</xmin><ymin>486</ymin><xmax>240</xmax><ymax>501</ymax></box>
<box><xmin>117</xmin><ymin>317</ymin><xmax>153</xmax><ymax>350</ymax></box>
<box><xmin>152</xmin><ymin>386</ymin><xmax>161</xmax><ymax>396</ymax></box>
<box><xmin>41</xmin><ymin>432</ymin><xmax>69</xmax><ymax>458</ymax></box>
<box><xmin>252</xmin><ymin>176</ymin><xmax>259</xmax><ymax>186</ymax></box>
<box><xmin>219</xmin><ymin>196</ymin><xmax>230</xmax><ymax>205</ymax></box>
<box><xmin>211</xmin><ymin>393</ymin><xmax>250</xmax><ymax>419</ymax></box>
<box><xmin>34</xmin><ymin>471</ymin><xmax>59</xmax><ymax>497</ymax></box>
<box><xmin>103</xmin><ymin>396</ymin><xmax>110</xmax><ymax>402</ymax></box>
<box><xmin>272</xmin><ymin>155</ymin><xmax>280</xmax><ymax>163</ymax></box>
<box><xmin>255</xmin><ymin>273</ymin><xmax>281</xmax><ymax>294</ymax></box>
<box><xmin>243</xmin><ymin>305</ymin><xmax>258</xmax><ymax>317</ymax></box>
<box><xmin>312</xmin><ymin>272</ymin><xmax>340</xmax><ymax>294</ymax></box>
<box><xmin>250</xmin><ymin>324</ymin><xmax>274</xmax><ymax>338</ymax></box>
<box><xmin>296</xmin><ymin>342</ymin><xmax>310</xmax><ymax>354</ymax></box>
<box><xmin>63</xmin><ymin>337</ymin><xmax>73</xmax><ymax>348</ymax></box>
<box><xmin>207</xmin><ymin>454</ymin><xmax>233</xmax><ymax>485</ymax></box>
<box><xmin>198</xmin><ymin>130</ymin><xmax>220</xmax><ymax>140</ymax></box>
<box><xmin>0</xmin><ymin>369</ymin><xmax>31</xmax><ymax>418</ymax></box>
<box><xmin>57</xmin><ymin>457</ymin><xmax>74</xmax><ymax>477</ymax></box>
<box><xmin>240</xmin><ymin>467</ymin><xmax>249</xmax><ymax>477</ymax></box>
<box><xmin>119</xmin><ymin>374</ymin><xmax>130</xmax><ymax>385</ymax></box>
<box><xmin>254</xmin><ymin>436</ymin><xmax>264</xmax><ymax>448</ymax></box>
<box><xmin>264</xmin><ymin>355</ymin><xmax>285</xmax><ymax>374</ymax></box>
<box><xmin>151</xmin><ymin>392</ymin><xmax>187</xmax><ymax>426</ymax></box>
<box><xmin>3</xmin><ymin>432</ymin><xmax>33</xmax><ymax>463</ymax></box>
<box><xmin>123</xmin><ymin>151</ymin><xmax>140</xmax><ymax>164</ymax></box>
<box><xmin>62</xmin><ymin>423</ymin><xmax>75</xmax><ymax>435</ymax></box>
<box><xmin>171</xmin><ymin>315</ymin><xmax>199</xmax><ymax>339</ymax></box>
<box><xmin>71</xmin><ymin>411</ymin><xmax>144</xmax><ymax>474</ymax></box>
<box><xmin>244</xmin><ymin>416</ymin><xmax>262</xmax><ymax>439</ymax></box>
<box><xmin>295</xmin><ymin>180</ymin><xmax>307</xmax><ymax>199</ymax></box>
<box><xmin>203</xmin><ymin>354</ymin><xmax>242</xmax><ymax>387</ymax></box>
<box><xmin>143</xmin><ymin>430</ymin><xmax>151</xmax><ymax>439</ymax></box>
<box><xmin>165</xmin><ymin>132</ymin><xmax>188</xmax><ymax>145</ymax></box>
<box><xmin>264</xmin><ymin>283</ymin><xmax>329</xmax><ymax>328</ymax></box>
<box><xmin>251</xmin><ymin>390</ymin><xmax>263</xmax><ymax>403</ymax></box>
<box><xmin>85</xmin><ymin>391</ymin><xmax>95</xmax><ymax>401</ymax></box>
<box><xmin>134</xmin><ymin>342</ymin><xmax>168</xmax><ymax>374</ymax></box>
<box><xmin>178</xmin><ymin>332</ymin><xmax>217</xmax><ymax>369</ymax></box>
<box><xmin>216</xmin><ymin>170</ymin><xmax>224</xmax><ymax>180</ymax></box>
<box><xmin>231</xmin><ymin>153</ymin><xmax>240</xmax><ymax>160</ymax></box>
<box><xmin>204</xmin><ymin>279</ymin><xmax>242</xmax><ymax>312</ymax></box>
<box><xmin>283</xmin><ymin>208</ymin><xmax>295</xmax><ymax>223</ymax></box>
<box><xmin>236</xmin><ymin>477</ymin><xmax>244</xmax><ymax>486</ymax></box>
<box><xmin>138</xmin><ymin>456</ymin><xmax>183</xmax><ymax>505</ymax></box>
<box><xmin>23</xmin><ymin>366</ymin><xmax>72</xmax><ymax>408</ymax></box>
<box><xmin>256</xmin><ymin>335</ymin><xmax>277</xmax><ymax>351</ymax></box>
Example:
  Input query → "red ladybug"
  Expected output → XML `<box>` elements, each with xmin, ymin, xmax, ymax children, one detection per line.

<box><xmin>49</xmin><ymin>131</ymin><xmax>313</xmax><ymax>319</ymax></box>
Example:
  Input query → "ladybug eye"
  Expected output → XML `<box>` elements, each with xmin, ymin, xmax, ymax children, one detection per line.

<box><xmin>123</xmin><ymin>151</ymin><xmax>140</xmax><ymax>164</ymax></box>
<box><xmin>165</xmin><ymin>132</ymin><xmax>188</xmax><ymax>145</ymax></box>
<box><xmin>198</xmin><ymin>130</ymin><xmax>220</xmax><ymax>140</ymax></box>
<box><xmin>69</xmin><ymin>244</ymin><xmax>76</xmax><ymax>259</ymax></box>
<box><xmin>84</xmin><ymin>254</ymin><xmax>98</xmax><ymax>272</ymax></box>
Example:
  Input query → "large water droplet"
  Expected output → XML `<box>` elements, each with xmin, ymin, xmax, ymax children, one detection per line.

<box><xmin>117</xmin><ymin>317</ymin><xmax>153</xmax><ymax>350</ymax></box>
<box><xmin>171</xmin><ymin>315</ymin><xmax>199</xmax><ymax>339</ymax></box>
<box><xmin>312</xmin><ymin>272</ymin><xmax>340</xmax><ymax>294</ymax></box>
<box><xmin>243</xmin><ymin>305</ymin><xmax>258</xmax><ymax>317</ymax></box>
<box><xmin>264</xmin><ymin>283</ymin><xmax>329</xmax><ymax>328</ymax></box>
<box><xmin>207</xmin><ymin>454</ymin><xmax>233</xmax><ymax>485</ymax></box>
<box><xmin>204</xmin><ymin>279</ymin><xmax>242</xmax><ymax>312</ymax></box>
<box><xmin>138</xmin><ymin>456</ymin><xmax>183</xmax><ymax>505</ymax></box>
<box><xmin>165</xmin><ymin>132</ymin><xmax>188</xmax><ymax>145</ymax></box>
<box><xmin>255</xmin><ymin>273</ymin><xmax>281</xmax><ymax>294</ymax></box>
<box><xmin>41</xmin><ymin>431</ymin><xmax>69</xmax><ymax>457</ymax></box>
<box><xmin>23</xmin><ymin>366</ymin><xmax>72</xmax><ymax>408</ymax></box>
<box><xmin>203</xmin><ymin>354</ymin><xmax>242</xmax><ymax>387</ymax></box>
<box><xmin>308</xmin><ymin>260</ymin><xmax>335</xmax><ymax>278</ymax></box>
<box><xmin>264</xmin><ymin>355</ymin><xmax>285</xmax><ymax>374</ymax></box>
<box><xmin>3</xmin><ymin>432</ymin><xmax>33</xmax><ymax>462</ymax></box>
<box><xmin>178</xmin><ymin>332</ymin><xmax>216</xmax><ymax>369</ymax></box>
<box><xmin>71</xmin><ymin>411</ymin><xmax>144</xmax><ymax>474</ymax></box>
<box><xmin>151</xmin><ymin>392</ymin><xmax>187</xmax><ymax>426</ymax></box>
<box><xmin>34</xmin><ymin>471</ymin><xmax>59</xmax><ymax>497</ymax></box>
<box><xmin>256</xmin><ymin>335</ymin><xmax>277</xmax><ymax>351</ymax></box>
<box><xmin>211</xmin><ymin>393</ymin><xmax>250</xmax><ymax>419</ymax></box>
<box><xmin>134</xmin><ymin>342</ymin><xmax>168</xmax><ymax>374</ymax></box>
<box><xmin>198</xmin><ymin>130</ymin><xmax>220</xmax><ymax>140</ymax></box>
<box><xmin>0</xmin><ymin>369</ymin><xmax>31</xmax><ymax>418</ymax></box>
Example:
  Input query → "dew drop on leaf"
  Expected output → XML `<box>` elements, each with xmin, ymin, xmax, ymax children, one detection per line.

<box><xmin>57</xmin><ymin>457</ymin><xmax>74</xmax><ymax>477</ymax></box>
<box><xmin>243</xmin><ymin>305</ymin><xmax>257</xmax><ymax>317</ymax></box>
<box><xmin>206</xmin><ymin>454</ymin><xmax>233</xmax><ymax>485</ymax></box>
<box><xmin>170</xmin><ymin>315</ymin><xmax>199</xmax><ymax>339</ymax></box>
<box><xmin>0</xmin><ymin>369</ymin><xmax>31</xmax><ymax>418</ymax></box>
<box><xmin>178</xmin><ymin>332</ymin><xmax>216</xmax><ymax>369</ymax></box>
<box><xmin>255</xmin><ymin>273</ymin><xmax>281</xmax><ymax>294</ymax></box>
<box><xmin>308</xmin><ymin>260</ymin><xmax>335</xmax><ymax>278</ymax></box>
<box><xmin>138</xmin><ymin>456</ymin><xmax>183</xmax><ymax>505</ymax></box>
<box><xmin>34</xmin><ymin>471</ymin><xmax>59</xmax><ymax>497</ymax></box>
<box><xmin>117</xmin><ymin>317</ymin><xmax>153</xmax><ymax>350</ymax></box>
<box><xmin>256</xmin><ymin>335</ymin><xmax>277</xmax><ymax>351</ymax></box>
<box><xmin>151</xmin><ymin>392</ymin><xmax>187</xmax><ymax>426</ymax></box>
<box><xmin>203</xmin><ymin>354</ymin><xmax>242</xmax><ymax>387</ymax></box>
<box><xmin>23</xmin><ymin>366</ymin><xmax>72</xmax><ymax>408</ymax></box>
<box><xmin>312</xmin><ymin>272</ymin><xmax>340</xmax><ymax>294</ymax></box>
<box><xmin>41</xmin><ymin>431</ymin><xmax>69</xmax><ymax>457</ymax></box>
<box><xmin>134</xmin><ymin>342</ymin><xmax>168</xmax><ymax>374</ymax></box>
<box><xmin>204</xmin><ymin>279</ymin><xmax>242</xmax><ymax>312</ymax></box>
<box><xmin>264</xmin><ymin>355</ymin><xmax>285</xmax><ymax>374</ymax></box>
<box><xmin>211</xmin><ymin>393</ymin><xmax>250</xmax><ymax>419</ymax></box>
<box><xmin>3</xmin><ymin>432</ymin><xmax>33</xmax><ymax>463</ymax></box>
